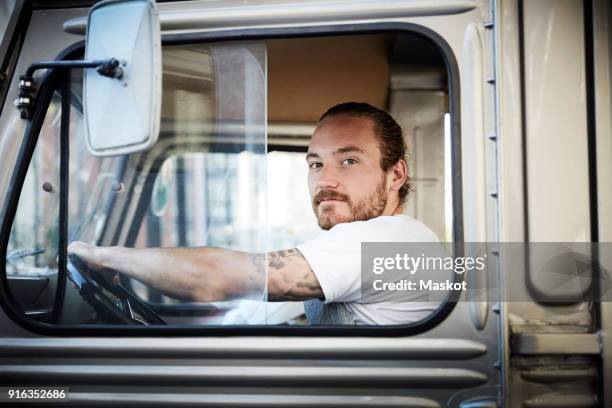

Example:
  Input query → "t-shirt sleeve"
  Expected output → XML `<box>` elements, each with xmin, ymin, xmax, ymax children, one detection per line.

<box><xmin>296</xmin><ymin>223</ymin><xmax>365</xmax><ymax>304</ymax></box>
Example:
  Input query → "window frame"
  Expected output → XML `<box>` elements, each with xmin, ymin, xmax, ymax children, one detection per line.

<box><xmin>0</xmin><ymin>22</ymin><xmax>464</xmax><ymax>336</ymax></box>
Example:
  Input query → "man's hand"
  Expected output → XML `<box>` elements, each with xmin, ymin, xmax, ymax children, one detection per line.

<box><xmin>67</xmin><ymin>241</ymin><xmax>120</xmax><ymax>285</ymax></box>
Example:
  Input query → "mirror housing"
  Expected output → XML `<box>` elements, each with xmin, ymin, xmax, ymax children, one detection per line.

<box><xmin>84</xmin><ymin>0</ymin><xmax>161</xmax><ymax>157</ymax></box>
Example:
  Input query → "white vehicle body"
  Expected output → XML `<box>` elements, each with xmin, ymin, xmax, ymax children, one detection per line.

<box><xmin>0</xmin><ymin>0</ymin><xmax>609</xmax><ymax>406</ymax></box>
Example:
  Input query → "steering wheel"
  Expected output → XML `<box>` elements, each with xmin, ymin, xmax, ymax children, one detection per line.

<box><xmin>67</xmin><ymin>254</ymin><xmax>166</xmax><ymax>325</ymax></box>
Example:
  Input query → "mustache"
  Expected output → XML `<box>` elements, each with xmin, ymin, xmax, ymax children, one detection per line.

<box><xmin>313</xmin><ymin>190</ymin><xmax>350</xmax><ymax>206</ymax></box>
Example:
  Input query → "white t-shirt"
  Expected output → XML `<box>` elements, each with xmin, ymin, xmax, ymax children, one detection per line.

<box><xmin>296</xmin><ymin>214</ymin><xmax>442</xmax><ymax>325</ymax></box>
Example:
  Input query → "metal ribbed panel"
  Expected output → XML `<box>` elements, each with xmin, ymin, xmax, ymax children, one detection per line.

<box><xmin>67</xmin><ymin>393</ymin><xmax>442</xmax><ymax>407</ymax></box>
<box><xmin>458</xmin><ymin>398</ymin><xmax>498</xmax><ymax>408</ymax></box>
<box><xmin>0</xmin><ymin>337</ymin><xmax>487</xmax><ymax>359</ymax></box>
<box><xmin>62</xmin><ymin>0</ymin><xmax>478</xmax><ymax>35</ymax></box>
<box><xmin>521</xmin><ymin>368</ymin><xmax>597</xmax><ymax>383</ymax></box>
<box><xmin>0</xmin><ymin>365</ymin><xmax>488</xmax><ymax>388</ymax></box>
<box><xmin>523</xmin><ymin>393</ymin><xmax>598</xmax><ymax>408</ymax></box>
<box><xmin>512</xmin><ymin>333</ymin><xmax>600</xmax><ymax>355</ymax></box>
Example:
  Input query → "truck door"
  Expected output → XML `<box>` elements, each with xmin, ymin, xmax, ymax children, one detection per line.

<box><xmin>0</xmin><ymin>1</ymin><xmax>505</xmax><ymax>407</ymax></box>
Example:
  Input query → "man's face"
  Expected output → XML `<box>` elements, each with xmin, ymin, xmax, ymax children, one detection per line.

<box><xmin>306</xmin><ymin>115</ymin><xmax>391</xmax><ymax>230</ymax></box>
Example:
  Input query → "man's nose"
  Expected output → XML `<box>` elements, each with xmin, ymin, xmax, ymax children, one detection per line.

<box><xmin>316</xmin><ymin>164</ymin><xmax>340</xmax><ymax>189</ymax></box>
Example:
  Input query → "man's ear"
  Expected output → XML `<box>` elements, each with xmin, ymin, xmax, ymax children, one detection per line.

<box><xmin>387</xmin><ymin>159</ymin><xmax>407</xmax><ymax>192</ymax></box>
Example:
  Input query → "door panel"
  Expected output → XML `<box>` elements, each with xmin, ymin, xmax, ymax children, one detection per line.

<box><xmin>0</xmin><ymin>2</ymin><xmax>500</xmax><ymax>407</ymax></box>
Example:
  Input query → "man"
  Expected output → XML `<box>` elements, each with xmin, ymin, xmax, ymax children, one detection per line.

<box><xmin>68</xmin><ymin>102</ymin><xmax>440</xmax><ymax>325</ymax></box>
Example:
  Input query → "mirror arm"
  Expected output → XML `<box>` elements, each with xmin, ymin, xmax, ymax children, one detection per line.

<box><xmin>16</xmin><ymin>58</ymin><xmax>124</xmax><ymax>120</ymax></box>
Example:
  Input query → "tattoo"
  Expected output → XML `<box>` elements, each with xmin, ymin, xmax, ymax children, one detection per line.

<box><xmin>265</xmin><ymin>249</ymin><xmax>324</xmax><ymax>302</ymax></box>
<box><xmin>247</xmin><ymin>253</ymin><xmax>266</xmax><ymax>277</ymax></box>
<box><xmin>268</xmin><ymin>249</ymin><xmax>301</xmax><ymax>270</ymax></box>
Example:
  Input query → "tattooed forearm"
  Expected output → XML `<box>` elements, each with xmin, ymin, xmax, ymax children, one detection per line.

<box><xmin>265</xmin><ymin>249</ymin><xmax>324</xmax><ymax>302</ymax></box>
<box><xmin>248</xmin><ymin>253</ymin><xmax>266</xmax><ymax>276</ymax></box>
<box><xmin>269</xmin><ymin>269</ymin><xmax>324</xmax><ymax>301</ymax></box>
<box><xmin>245</xmin><ymin>249</ymin><xmax>323</xmax><ymax>301</ymax></box>
<box><xmin>267</xmin><ymin>249</ymin><xmax>302</xmax><ymax>270</ymax></box>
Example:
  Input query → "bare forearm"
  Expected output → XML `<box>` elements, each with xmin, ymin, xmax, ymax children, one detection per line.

<box><xmin>68</xmin><ymin>241</ymin><xmax>321</xmax><ymax>303</ymax></box>
<box><xmin>98</xmin><ymin>246</ymin><xmax>265</xmax><ymax>302</ymax></box>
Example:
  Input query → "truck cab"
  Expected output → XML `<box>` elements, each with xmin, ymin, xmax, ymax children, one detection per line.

<box><xmin>0</xmin><ymin>0</ymin><xmax>610</xmax><ymax>406</ymax></box>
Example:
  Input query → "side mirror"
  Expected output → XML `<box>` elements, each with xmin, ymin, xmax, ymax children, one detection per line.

<box><xmin>84</xmin><ymin>0</ymin><xmax>161</xmax><ymax>156</ymax></box>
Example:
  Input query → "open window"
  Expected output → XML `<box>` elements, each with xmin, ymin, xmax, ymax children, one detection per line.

<box><xmin>2</xmin><ymin>29</ymin><xmax>460</xmax><ymax>331</ymax></box>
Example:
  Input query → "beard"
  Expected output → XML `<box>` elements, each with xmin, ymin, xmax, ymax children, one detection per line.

<box><xmin>312</xmin><ymin>177</ymin><xmax>388</xmax><ymax>230</ymax></box>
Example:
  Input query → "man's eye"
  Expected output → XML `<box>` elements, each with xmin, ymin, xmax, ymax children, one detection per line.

<box><xmin>309</xmin><ymin>162</ymin><xmax>322</xmax><ymax>169</ymax></box>
<box><xmin>341</xmin><ymin>158</ymin><xmax>358</xmax><ymax>166</ymax></box>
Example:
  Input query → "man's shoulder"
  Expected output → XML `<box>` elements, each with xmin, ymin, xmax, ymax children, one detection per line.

<box><xmin>379</xmin><ymin>214</ymin><xmax>440</xmax><ymax>242</ymax></box>
<box><xmin>328</xmin><ymin>214</ymin><xmax>440</xmax><ymax>242</ymax></box>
